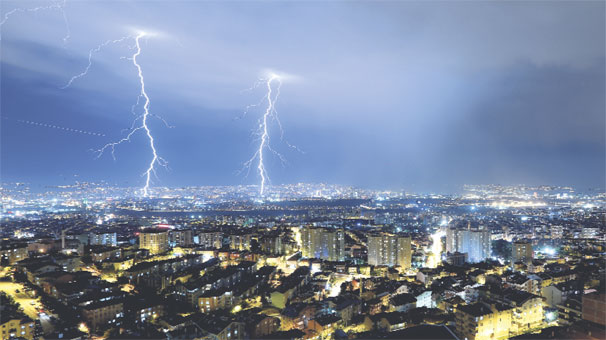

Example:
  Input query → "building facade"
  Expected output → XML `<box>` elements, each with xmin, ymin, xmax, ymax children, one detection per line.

<box><xmin>512</xmin><ymin>241</ymin><xmax>533</xmax><ymax>264</ymax></box>
<box><xmin>0</xmin><ymin>318</ymin><xmax>35</xmax><ymax>340</ymax></box>
<box><xmin>230</xmin><ymin>234</ymin><xmax>252</xmax><ymax>251</ymax></box>
<box><xmin>0</xmin><ymin>243</ymin><xmax>28</xmax><ymax>265</ymax></box>
<box><xmin>582</xmin><ymin>293</ymin><xmax>605</xmax><ymax>326</ymax></box>
<box><xmin>455</xmin><ymin>302</ymin><xmax>512</xmax><ymax>340</ymax></box>
<box><xmin>82</xmin><ymin>300</ymin><xmax>124</xmax><ymax>331</ymax></box>
<box><xmin>301</xmin><ymin>227</ymin><xmax>345</xmax><ymax>261</ymax></box>
<box><xmin>89</xmin><ymin>231</ymin><xmax>117</xmax><ymax>247</ymax></box>
<box><xmin>367</xmin><ymin>233</ymin><xmax>411</xmax><ymax>269</ymax></box>
<box><xmin>139</xmin><ymin>229</ymin><xmax>169</xmax><ymax>255</ymax></box>
<box><xmin>169</xmin><ymin>229</ymin><xmax>193</xmax><ymax>247</ymax></box>
<box><xmin>198</xmin><ymin>231</ymin><xmax>223</xmax><ymax>249</ymax></box>
<box><xmin>446</xmin><ymin>227</ymin><xmax>491</xmax><ymax>263</ymax></box>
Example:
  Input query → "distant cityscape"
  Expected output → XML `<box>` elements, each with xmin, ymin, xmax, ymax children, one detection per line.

<box><xmin>0</xmin><ymin>183</ymin><xmax>604</xmax><ymax>340</ymax></box>
<box><xmin>3</xmin><ymin>0</ymin><xmax>604</xmax><ymax>339</ymax></box>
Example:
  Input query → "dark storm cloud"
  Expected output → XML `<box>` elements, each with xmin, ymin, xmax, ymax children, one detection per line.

<box><xmin>1</xmin><ymin>1</ymin><xmax>604</xmax><ymax>191</ymax></box>
<box><xmin>436</xmin><ymin>61</ymin><xmax>605</xmax><ymax>189</ymax></box>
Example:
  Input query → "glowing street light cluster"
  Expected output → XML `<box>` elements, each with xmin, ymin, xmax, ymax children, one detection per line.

<box><xmin>427</xmin><ymin>230</ymin><xmax>445</xmax><ymax>268</ymax></box>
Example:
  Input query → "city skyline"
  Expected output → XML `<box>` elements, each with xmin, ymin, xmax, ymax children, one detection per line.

<box><xmin>1</xmin><ymin>3</ymin><xmax>605</xmax><ymax>340</ymax></box>
<box><xmin>1</xmin><ymin>1</ymin><xmax>604</xmax><ymax>192</ymax></box>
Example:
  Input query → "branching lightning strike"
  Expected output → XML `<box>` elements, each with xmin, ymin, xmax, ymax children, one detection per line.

<box><xmin>0</xmin><ymin>0</ymin><xmax>70</xmax><ymax>44</ymax></box>
<box><xmin>241</xmin><ymin>73</ymin><xmax>296</xmax><ymax>197</ymax></box>
<box><xmin>61</xmin><ymin>35</ymin><xmax>133</xmax><ymax>89</ymax></box>
<box><xmin>130</xmin><ymin>32</ymin><xmax>166</xmax><ymax>197</ymax></box>
<box><xmin>64</xmin><ymin>32</ymin><xmax>167</xmax><ymax>197</ymax></box>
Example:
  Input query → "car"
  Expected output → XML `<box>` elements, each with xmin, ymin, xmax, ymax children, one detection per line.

<box><xmin>15</xmin><ymin>289</ymin><xmax>20</xmax><ymax>293</ymax></box>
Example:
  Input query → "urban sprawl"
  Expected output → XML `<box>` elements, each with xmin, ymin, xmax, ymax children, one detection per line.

<box><xmin>0</xmin><ymin>183</ymin><xmax>604</xmax><ymax>340</ymax></box>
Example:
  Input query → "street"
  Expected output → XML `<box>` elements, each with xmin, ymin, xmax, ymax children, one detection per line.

<box><xmin>0</xmin><ymin>281</ymin><xmax>55</xmax><ymax>334</ymax></box>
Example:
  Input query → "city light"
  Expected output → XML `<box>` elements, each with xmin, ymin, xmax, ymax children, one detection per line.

<box><xmin>63</xmin><ymin>31</ymin><xmax>168</xmax><ymax>197</ymax></box>
<box><xmin>1</xmin><ymin>2</ymin><xmax>603</xmax><ymax>340</ymax></box>
<box><xmin>79</xmin><ymin>322</ymin><xmax>90</xmax><ymax>333</ymax></box>
<box><xmin>546</xmin><ymin>311</ymin><xmax>557</xmax><ymax>322</ymax></box>
<box><xmin>542</xmin><ymin>247</ymin><xmax>556</xmax><ymax>256</ymax></box>
<box><xmin>426</xmin><ymin>230</ymin><xmax>445</xmax><ymax>268</ymax></box>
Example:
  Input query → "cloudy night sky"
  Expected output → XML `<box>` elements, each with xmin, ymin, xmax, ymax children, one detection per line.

<box><xmin>1</xmin><ymin>1</ymin><xmax>604</xmax><ymax>192</ymax></box>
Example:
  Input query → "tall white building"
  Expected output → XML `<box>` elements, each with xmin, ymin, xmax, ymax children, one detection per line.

<box><xmin>197</xmin><ymin>231</ymin><xmax>223</xmax><ymax>249</ymax></box>
<box><xmin>367</xmin><ymin>233</ymin><xmax>411</xmax><ymax>269</ymax></box>
<box><xmin>446</xmin><ymin>226</ymin><xmax>491</xmax><ymax>263</ymax></box>
<box><xmin>89</xmin><ymin>231</ymin><xmax>117</xmax><ymax>247</ymax></box>
<box><xmin>512</xmin><ymin>240</ymin><xmax>533</xmax><ymax>264</ymax></box>
<box><xmin>301</xmin><ymin>227</ymin><xmax>345</xmax><ymax>261</ymax></box>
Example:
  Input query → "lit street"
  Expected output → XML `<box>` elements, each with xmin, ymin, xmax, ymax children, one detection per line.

<box><xmin>0</xmin><ymin>281</ymin><xmax>55</xmax><ymax>334</ymax></box>
<box><xmin>0</xmin><ymin>2</ymin><xmax>604</xmax><ymax>337</ymax></box>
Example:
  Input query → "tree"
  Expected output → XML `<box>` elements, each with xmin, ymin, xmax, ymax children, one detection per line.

<box><xmin>250</xmin><ymin>239</ymin><xmax>261</xmax><ymax>253</ymax></box>
<box><xmin>81</xmin><ymin>254</ymin><xmax>93</xmax><ymax>264</ymax></box>
<box><xmin>492</xmin><ymin>240</ymin><xmax>512</xmax><ymax>261</ymax></box>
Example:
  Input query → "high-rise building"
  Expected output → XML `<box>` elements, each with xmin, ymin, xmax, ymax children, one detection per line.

<box><xmin>230</xmin><ymin>233</ymin><xmax>253</xmax><ymax>251</ymax></box>
<box><xmin>198</xmin><ymin>231</ymin><xmax>223</xmax><ymax>249</ymax></box>
<box><xmin>397</xmin><ymin>236</ymin><xmax>412</xmax><ymax>270</ymax></box>
<box><xmin>367</xmin><ymin>233</ymin><xmax>411</xmax><ymax>269</ymax></box>
<box><xmin>139</xmin><ymin>229</ymin><xmax>169</xmax><ymax>255</ymax></box>
<box><xmin>512</xmin><ymin>240</ymin><xmax>533</xmax><ymax>264</ymax></box>
<box><xmin>260</xmin><ymin>234</ymin><xmax>284</xmax><ymax>255</ymax></box>
<box><xmin>90</xmin><ymin>231</ymin><xmax>117</xmax><ymax>247</ymax></box>
<box><xmin>446</xmin><ymin>226</ymin><xmax>491</xmax><ymax>263</ymax></box>
<box><xmin>169</xmin><ymin>229</ymin><xmax>193</xmax><ymax>247</ymax></box>
<box><xmin>582</xmin><ymin>293</ymin><xmax>606</xmax><ymax>326</ymax></box>
<box><xmin>301</xmin><ymin>227</ymin><xmax>345</xmax><ymax>261</ymax></box>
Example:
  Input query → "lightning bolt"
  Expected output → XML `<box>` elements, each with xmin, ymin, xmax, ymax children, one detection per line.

<box><xmin>131</xmin><ymin>32</ymin><xmax>165</xmax><ymax>197</ymax></box>
<box><xmin>75</xmin><ymin>32</ymin><xmax>167</xmax><ymax>197</ymax></box>
<box><xmin>61</xmin><ymin>35</ymin><xmax>133</xmax><ymax>89</ymax></box>
<box><xmin>241</xmin><ymin>73</ymin><xmax>298</xmax><ymax>197</ymax></box>
<box><xmin>0</xmin><ymin>0</ymin><xmax>70</xmax><ymax>44</ymax></box>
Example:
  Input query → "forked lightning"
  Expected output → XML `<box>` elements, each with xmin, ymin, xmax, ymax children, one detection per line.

<box><xmin>65</xmin><ymin>32</ymin><xmax>167</xmax><ymax>197</ymax></box>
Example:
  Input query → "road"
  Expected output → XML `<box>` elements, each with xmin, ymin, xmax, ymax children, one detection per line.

<box><xmin>0</xmin><ymin>281</ymin><xmax>55</xmax><ymax>334</ymax></box>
